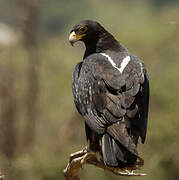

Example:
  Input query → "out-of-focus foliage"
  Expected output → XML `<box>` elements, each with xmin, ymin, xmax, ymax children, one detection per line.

<box><xmin>0</xmin><ymin>0</ymin><xmax>179</xmax><ymax>180</ymax></box>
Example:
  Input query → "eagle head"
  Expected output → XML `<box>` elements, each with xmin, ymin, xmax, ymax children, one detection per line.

<box><xmin>69</xmin><ymin>20</ymin><xmax>106</xmax><ymax>46</ymax></box>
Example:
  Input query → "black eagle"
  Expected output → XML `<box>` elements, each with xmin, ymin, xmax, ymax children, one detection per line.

<box><xmin>69</xmin><ymin>20</ymin><xmax>149</xmax><ymax>168</ymax></box>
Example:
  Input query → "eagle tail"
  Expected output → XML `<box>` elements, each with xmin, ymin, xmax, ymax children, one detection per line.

<box><xmin>102</xmin><ymin>133</ymin><xmax>118</xmax><ymax>166</ymax></box>
<box><xmin>102</xmin><ymin>132</ymin><xmax>138</xmax><ymax>168</ymax></box>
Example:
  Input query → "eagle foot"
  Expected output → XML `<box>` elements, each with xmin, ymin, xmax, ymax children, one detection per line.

<box><xmin>81</xmin><ymin>151</ymin><xmax>96</xmax><ymax>165</ymax></box>
<box><xmin>64</xmin><ymin>148</ymin><xmax>147</xmax><ymax>180</ymax></box>
<box><xmin>115</xmin><ymin>169</ymin><xmax>146</xmax><ymax>176</ymax></box>
<box><xmin>69</xmin><ymin>149</ymin><xmax>86</xmax><ymax>163</ymax></box>
<box><xmin>120</xmin><ymin>156</ymin><xmax>144</xmax><ymax>172</ymax></box>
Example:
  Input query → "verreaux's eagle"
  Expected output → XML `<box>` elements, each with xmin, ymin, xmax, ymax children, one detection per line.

<box><xmin>69</xmin><ymin>20</ymin><xmax>149</xmax><ymax>168</ymax></box>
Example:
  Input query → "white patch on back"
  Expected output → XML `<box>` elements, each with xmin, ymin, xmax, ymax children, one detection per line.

<box><xmin>139</xmin><ymin>61</ymin><xmax>145</xmax><ymax>81</ymax></box>
<box><xmin>120</xmin><ymin>56</ymin><xmax>131</xmax><ymax>73</ymax></box>
<box><xmin>100</xmin><ymin>53</ymin><xmax>130</xmax><ymax>73</ymax></box>
<box><xmin>139</xmin><ymin>62</ymin><xmax>143</xmax><ymax>73</ymax></box>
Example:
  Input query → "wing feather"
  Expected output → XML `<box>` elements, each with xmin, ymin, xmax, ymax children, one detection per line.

<box><xmin>72</xmin><ymin>53</ymin><xmax>149</xmax><ymax>148</ymax></box>
<box><xmin>72</xmin><ymin>62</ymin><xmax>87</xmax><ymax>115</ymax></box>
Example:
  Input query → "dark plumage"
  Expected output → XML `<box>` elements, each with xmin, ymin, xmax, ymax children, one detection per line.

<box><xmin>69</xmin><ymin>20</ymin><xmax>149</xmax><ymax>168</ymax></box>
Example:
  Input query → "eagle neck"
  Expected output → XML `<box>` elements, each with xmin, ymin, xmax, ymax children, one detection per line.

<box><xmin>83</xmin><ymin>32</ymin><xmax>122</xmax><ymax>59</ymax></box>
<box><xmin>97</xmin><ymin>33</ymin><xmax>119</xmax><ymax>51</ymax></box>
<box><xmin>84</xmin><ymin>43</ymin><xmax>97</xmax><ymax>59</ymax></box>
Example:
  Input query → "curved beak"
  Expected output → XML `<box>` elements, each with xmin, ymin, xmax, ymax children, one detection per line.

<box><xmin>69</xmin><ymin>31</ymin><xmax>86</xmax><ymax>46</ymax></box>
<box><xmin>69</xmin><ymin>31</ymin><xmax>78</xmax><ymax>46</ymax></box>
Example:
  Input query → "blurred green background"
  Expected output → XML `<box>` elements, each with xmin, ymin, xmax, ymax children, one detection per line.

<box><xmin>0</xmin><ymin>0</ymin><xmax>179</xmax><ymax>179</ymax></box>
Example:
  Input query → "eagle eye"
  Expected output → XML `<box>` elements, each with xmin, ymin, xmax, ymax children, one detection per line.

<box><xmin>79</xmin><ymin>26</ymin><xmax>87</xmax><ymax>33</ymax></box>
